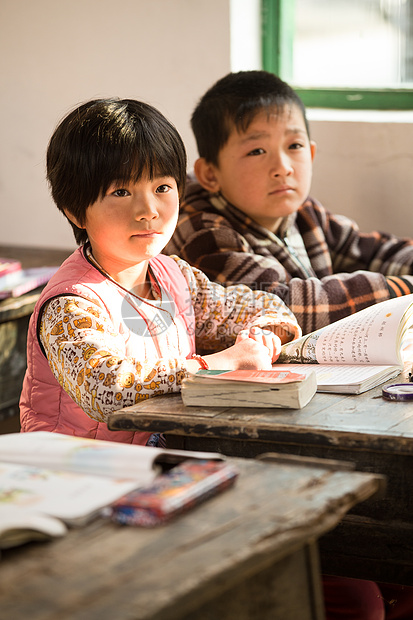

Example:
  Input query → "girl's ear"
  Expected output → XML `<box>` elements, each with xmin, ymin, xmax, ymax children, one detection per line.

<box><xmin>193</xmin><ymin>158</ymin><xmax>221</xmax><ymax>192</ymax></box>
<box><xmin>63</xmin><ymin>208</ymin><xmax>85</xmax><ymax>229</ymax></box>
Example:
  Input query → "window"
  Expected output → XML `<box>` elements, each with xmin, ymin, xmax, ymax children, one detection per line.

<box><xmin>262</xmin><ymin>0</ymin><xmax>413</xmax><ymax>109</ymax></box>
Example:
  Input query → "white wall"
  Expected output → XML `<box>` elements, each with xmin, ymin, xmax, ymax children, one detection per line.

<box><xmin>230</xmin><ymin>0</ymin><xmax>261</xmax><ymax>71</ymax></box>
<box><xmin>1</xmin><ymin>0</ymin><xmax>412</xmax><ymax>249</ymax></box>
<box><xmin>0</xmin><ymin>0</ymin><xmax>231</xmax><ymax>250</ymax></box>
<box><xmin>309</xmin><ymin>110</ymin><xmax>413</xmax><ymax>238</ymax></box>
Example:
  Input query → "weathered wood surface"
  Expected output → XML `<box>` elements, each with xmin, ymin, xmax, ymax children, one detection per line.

<box><xmin>0</xmin><ymin>245</ymin><xmax>72</xmax><ymax>426</ymax></box>
<box><xmin>108</xmin><ymin>372</ymin><xmax>413</xmax><ymax>585</ymax></box>
<box><xmin>0</xmin><ymin>244</ymin><xmax>72</xmax><ymax>269</ymax></box>
<box><xmin>0</xmin><ymin>457</ymin><xmax>380</xmax><ymax>620</ymax></box>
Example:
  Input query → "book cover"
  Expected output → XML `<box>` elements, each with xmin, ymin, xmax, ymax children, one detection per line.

<box><xmin>193</xmin><ymin>368</ymin><xmax>308</xmax><ymax>384</ymax></box>
<box><xmin>107</xmin><ymin>459</ymin><xmax>239</xmax><ymax>527</ymax></box>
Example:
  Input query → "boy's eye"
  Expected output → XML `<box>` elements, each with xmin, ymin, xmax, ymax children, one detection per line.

<box><xmin>112</xmin><ymin>188</ymin><xmax>130</xmax><ymax>197</ymax></box>
<box><xmin>247</xmin><ymin>148</ymin><xmax>265</xmax><ymax>156</ymax></box>
<box><xmin>289</xmin><ymin>142</ymin><xmax>304</xmax><ymax>150</ymax></box>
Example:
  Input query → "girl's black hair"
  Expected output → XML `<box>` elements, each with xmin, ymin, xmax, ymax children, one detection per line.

<box><xmin>191</xmin><ymin>70</ymin><xmax>309</xmax><ymax>166</ymax></box>
<box><xmin>47</xmin><ymin>98</ymin><xmax>187</xmax><ymax>244</ymax></box>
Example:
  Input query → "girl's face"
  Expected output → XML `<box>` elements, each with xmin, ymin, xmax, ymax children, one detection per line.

<box><xmin>73</xmin><ymin>175</ymin><xmax>179</xmax><ymax>282</ymax></box>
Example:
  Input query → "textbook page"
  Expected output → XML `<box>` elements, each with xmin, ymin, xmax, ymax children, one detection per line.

<box><xmin>271</xmin><ymin>363</ymin><xmax>402</xmax><ymax>394</ymax></box>
<box><xmin>279</xmin><ymin>295</ymin><xmax>413</xmax><ymax>365</ymax></box>
<box><xmin>0</xmin><ymin>461</ymin><xmax>142</xmax><ymax>527</ymax></box>
<box><xmin>0</xmin><ymin>432</ymin><xmax>224</xmax><ymax>481</ymax></box>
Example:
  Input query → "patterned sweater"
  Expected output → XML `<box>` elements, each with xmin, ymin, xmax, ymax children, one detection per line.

<box><xmin>39</xmin><ymin>251</ymin><xmax>299</xmax><ymax>421</ymax></box>
<box><xmin>165</xmin><ymin>177</ymin><xmax>413</xmax><ymax>334</ymax></box>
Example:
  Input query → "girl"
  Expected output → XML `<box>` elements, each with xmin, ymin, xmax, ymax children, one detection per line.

<box><xmin>20</xmin><ymin>98</ymin><xmax>300</xmax><ymax>444</ymax></box>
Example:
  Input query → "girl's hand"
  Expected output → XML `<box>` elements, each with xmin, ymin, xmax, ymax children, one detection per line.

<box><xmin>235</xmin><ymin>326</ymin><xmax>282</xmax><ymax>363</ymax></box>
<box><xmin>197</xmin><ymin>327</ymin><xmax>282</xmax><ymax>372</ymax></box>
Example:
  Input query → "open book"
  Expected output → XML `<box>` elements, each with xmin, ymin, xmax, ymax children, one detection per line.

<box><xmin>275</xmin><ymin>295</ymin><xmax>413</xmax><ymax>394</ymax></box>
<box><xmin>181</xmin><ymin>368</ymin><xmax>317</xmax><ymax>409</ymax></box>
<box><xmin>0</xmin><ymin>432</ymin><xmax>224</xmax><ymax>548</ymax></box>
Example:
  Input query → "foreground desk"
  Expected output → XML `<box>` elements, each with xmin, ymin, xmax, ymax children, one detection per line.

<box><xmin>0</xmin><ymin>456</ymin><xmax>380</xmax><ymax>620</ymax></box>
<box><xmin>108</xmin><ymin>373</ymin><xmax>413</xmax><ymax>586</ymax></box>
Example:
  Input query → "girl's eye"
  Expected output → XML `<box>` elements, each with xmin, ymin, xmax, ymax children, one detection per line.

<box><xmin>289</xmin><ymin>142</ymin><xmax>304</xmax><ymax>150</ymax></box>
<box><xmin>156</xmin><ymin>184</ymin><xmax>171</xmax><ymax>193</ymax></box>
<box><xmin>112</xmin><ymin>188</ymin><xmax>130</xmax><ymax>198</ymax></box>
<box><xmin>247</xmin><ymin>148</ymin><xmax>265</xmax><ymax>157</ymax></box>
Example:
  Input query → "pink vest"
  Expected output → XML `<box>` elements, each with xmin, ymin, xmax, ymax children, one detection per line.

<box><xmin>20</xmin><ymin>248</ymin><xmax>195</xmax><ymax>444</ymax></box>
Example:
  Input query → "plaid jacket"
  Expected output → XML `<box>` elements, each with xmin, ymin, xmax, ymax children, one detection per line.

<box><xmin>165</xmin><ymin>177</ymin><xmax>413</xmax><ymax>334</ymax></box>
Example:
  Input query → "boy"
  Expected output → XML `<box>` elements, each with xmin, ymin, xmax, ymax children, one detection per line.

<box><xmin>165</xmin><ymin>71</ymin><xmax>413</xmax><ymax>335</ymax></box>
<box><xmin>166</xmin><ymin>72</ymin><xmax>413</xmax><ymax>617</ymax></box>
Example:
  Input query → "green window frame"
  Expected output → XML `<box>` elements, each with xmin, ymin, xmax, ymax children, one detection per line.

<box><xmin>261</xmin><ymin>0</ymin><xmax>413</xmax><ymax>110</ymax></box>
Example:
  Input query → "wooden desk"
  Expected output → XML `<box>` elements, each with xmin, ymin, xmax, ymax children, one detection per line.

<box><xmin>0</xmin><ymin>455</ymin><xmax>381</xmax><ymax>620</ymax></box>
<box><xmin>0</xmin><ymin>245</ymin><xmax>72</xmax><ymax>432</ymax></box>
<box><xmin>108</xmin><ymin>371</ymin><xmax>413</xmax><ymax>586</ymax></box>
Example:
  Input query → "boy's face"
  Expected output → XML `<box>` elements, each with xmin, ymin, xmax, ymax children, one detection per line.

<box><xmin>195</xmin><ymin>105</ymin><xmax>316</xmax><ymax>232</ymax></box>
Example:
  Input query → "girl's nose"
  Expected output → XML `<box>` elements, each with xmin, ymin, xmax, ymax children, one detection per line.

<box><xmin>135</xmin><ymin>196</ymin><xmax>158</xmax><ymax>220</ymax></box>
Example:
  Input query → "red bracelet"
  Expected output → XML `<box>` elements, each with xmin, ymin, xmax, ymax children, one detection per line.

<box><xmin>191</xmin><ymin>354</ymin><xmax>209</xmax><ymax>370</ymax></box>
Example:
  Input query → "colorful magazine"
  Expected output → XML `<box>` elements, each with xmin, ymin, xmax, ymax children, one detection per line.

<box><xmin>107</xmin><ymin>459</ymin><xmax>239</xmax><ymax>527</ymax></box>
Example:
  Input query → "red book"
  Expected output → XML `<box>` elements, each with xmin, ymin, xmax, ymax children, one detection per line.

<box><xmin>194</xmin><ymin>368</ymin><xmax>308</xmax><ymax>384</ymax></box>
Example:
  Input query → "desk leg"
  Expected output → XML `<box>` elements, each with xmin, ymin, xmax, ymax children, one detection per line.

<box><xmin>178</xmin><ymin>542</ymin><xmax>325</xmax><ymax>620</ymax></box>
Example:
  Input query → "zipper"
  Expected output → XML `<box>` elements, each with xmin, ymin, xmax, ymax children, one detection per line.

<box><xmin>282</xmin><ymin>235</ymin><xmax>314</xmax><ymax>278</ymax></box>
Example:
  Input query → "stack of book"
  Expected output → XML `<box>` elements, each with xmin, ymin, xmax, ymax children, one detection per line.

<box><xmin>0</xmin><ymin>257</ymin><xmax>58</xmax><ymax>300</ymax></box>
<box><xmin>181</xmin><ymin>368</ymin><xmax>317</xmax><ymax>409</ymax></box>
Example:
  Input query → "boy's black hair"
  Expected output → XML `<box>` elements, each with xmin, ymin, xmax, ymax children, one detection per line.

<box><xmin>191</xmin><ymin>70</ymin><xmax>309</xmax><ymax>166</ymax></box>
<box><xmin>47</xmin><ymin>98</ymin><xmax>187</xmax><ymax>244</ymax></box>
